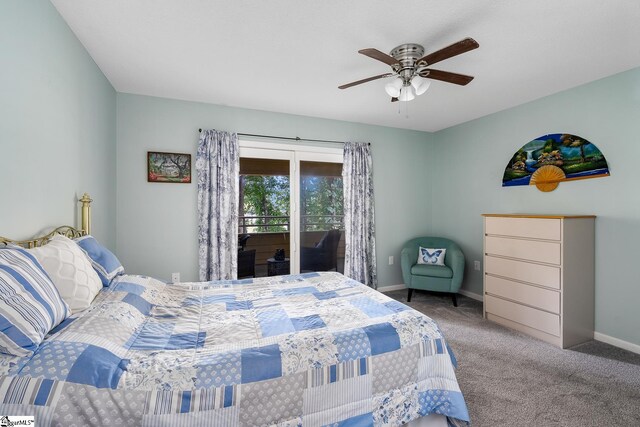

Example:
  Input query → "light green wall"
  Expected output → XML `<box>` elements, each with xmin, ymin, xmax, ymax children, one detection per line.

<box><xmin>432</xmin><ymin>67</ymin><xmax>640</xmax><ymax>346</ymax></box>
<box><xmin>0</xmin><ymin>0</ymin><xmax>117</xmax><ymax>248</ymax></box>
<box><xmin>116</xmin><ymin>93</ymin><xmax>434</xmax><ymax>285</ymax></box>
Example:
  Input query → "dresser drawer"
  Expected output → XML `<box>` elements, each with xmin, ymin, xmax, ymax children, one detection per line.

<box><xmin>485</xmin><ymin>217</ymin><xmax>561</xmax><ymax>241</ymax></box>
<box><xmin>485</xmin><ymin>275</ymin><xmax>560</xmax><ymax>314</ymax></box>
<box><xmin>485</xmin><ymin>236</ymin><xmax>561</xmax><ymax>264</ymax></box>
<box><xmin>485</xmin><ymin>256</ymin><xmax>560</xmax><ymax>289</ymax></box>
<box><xmin>486</xmin><ymin>295</ymin><xmax>560</xmax><ymax>336</ymax></box>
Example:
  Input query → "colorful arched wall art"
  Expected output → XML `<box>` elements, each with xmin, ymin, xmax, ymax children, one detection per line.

<box><xmin>502</xmin><ymin>133</ymin><xmax>610</xmax><ymax>192</ymax></box>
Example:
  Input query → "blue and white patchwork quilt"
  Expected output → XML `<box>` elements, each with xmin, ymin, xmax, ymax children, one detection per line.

<box><xmin>0</xmin><ymin>272</ymin><xmax>469</xmax><ymax>426</ymax></box>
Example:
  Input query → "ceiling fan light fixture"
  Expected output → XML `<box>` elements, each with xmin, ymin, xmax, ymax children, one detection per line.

<box><xmin>384</xmin><ymin>77</ymin><xmax>403</xmax><ymax>97</ymax></box>
<box><xmin>411</xmin><ymin>76</ymin><xmax>431</xmax><ymax>95</ymax></box>
<box><xmin>399</xmin><ymin>85</ymin><xmax>415</xmax><ymax>102</ymax></box>
<box><xmin>339</xmin><ymin>37</ymin><xmax>478</xmax><ymax>104</ymax></box>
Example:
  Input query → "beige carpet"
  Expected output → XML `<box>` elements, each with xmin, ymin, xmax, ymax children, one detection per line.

<box><xmin>386</xmin><ymin>290</ymin><xmax>640</xmax><ymax>427</ymax></box>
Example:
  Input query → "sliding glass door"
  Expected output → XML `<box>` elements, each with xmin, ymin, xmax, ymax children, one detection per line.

<box><xmin>298</xmin><ymin>158</ymin><xmax>344</xmax><ymax>274</ymax></box>
<box><xmin>238</xmin><ymin>143</ymin><xmax>343</xmax><ymax>278</ymax></box>
<box><xmin>237</xmin><ymin>148</ymin><xmax>294</xmax><ymax>278</ymax></box>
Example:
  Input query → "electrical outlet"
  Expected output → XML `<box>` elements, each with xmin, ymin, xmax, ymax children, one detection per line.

<box><xmin>388</xmin><ymin>256</ymin><xmax>394</xmax><ymax>265</ymax></box>
<box><xmin>474</xmin><ymin>260</ymin><xmax>481</xmax><ymax>271</ymax></box>
<box><xmin>171</xmin><ymin>272</ymin><xmax>180</xmax><ymax>283</ymax></box>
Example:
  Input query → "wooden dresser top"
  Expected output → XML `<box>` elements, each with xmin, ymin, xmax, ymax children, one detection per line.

<box><xmin>482</xmin><ymin>214</ymin><xmax>596</xmax><ymax>219</ymax></box>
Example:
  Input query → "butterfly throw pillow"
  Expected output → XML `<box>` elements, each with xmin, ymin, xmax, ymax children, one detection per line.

<box><xmin>417</xmin><ymin>247</ymin><xmax>446</xmax><ymax>266</ymax></box>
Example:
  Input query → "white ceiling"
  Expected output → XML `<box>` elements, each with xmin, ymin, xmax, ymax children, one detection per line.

<box><xmin>51</xmin><ymin>0</ymin><xmax>640</xmax><ymax>132</ymax></box>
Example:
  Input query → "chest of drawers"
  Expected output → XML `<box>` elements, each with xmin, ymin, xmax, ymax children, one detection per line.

<box><xmin>482</xmin><ymin>214</ymin><xmax>595</xmax><ymax>348</ymax></box>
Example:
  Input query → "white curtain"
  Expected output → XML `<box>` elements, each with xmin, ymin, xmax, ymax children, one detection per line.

<box><xmin>343</xmin><ymin>142</ymin><xmax>377</xmax><ymax>288</ymax></box>
<box><xmin>196</xmin><ymin>130</ymin><xmax>239</xmax><ymax>281</ymax></box>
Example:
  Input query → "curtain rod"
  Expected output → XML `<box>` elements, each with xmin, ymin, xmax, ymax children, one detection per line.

<box><xmin>198</xmin><ymin>129</ymin><xmax>370</xmax><ymax>145</ymax></box>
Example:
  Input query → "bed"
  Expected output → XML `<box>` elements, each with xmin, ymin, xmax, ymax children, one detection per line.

<box><xmin>0</xmin><ymin>195</ymin><xmax>469</xmax><ymax>426</ymax></box>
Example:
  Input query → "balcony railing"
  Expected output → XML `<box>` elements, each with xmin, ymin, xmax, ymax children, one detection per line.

<box><xmin>239</xmin><ymin>215</ymin><xmax>289</xmax><ymax>234</ymax></box>
<box><xmin>239</xmin><ymin>214</ymin><xmax>344</xmax><ymax>234</ymax></box>
<box><xmin>302</xmin><ymin>214</ymin><xmax>344</xmax><ymax>232</ymax></box>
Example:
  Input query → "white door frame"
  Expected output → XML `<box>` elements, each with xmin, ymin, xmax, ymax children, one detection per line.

<box><xmin>238</xmin><ymin>140</ymin><xmax>343</xmax><ymax>274</ymax></box>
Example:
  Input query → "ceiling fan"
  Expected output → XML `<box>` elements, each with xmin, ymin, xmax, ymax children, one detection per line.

<box><xmin>339</xmin><ymin>37</ymin><xmax>479</xmax><ymax>102</ymax></box>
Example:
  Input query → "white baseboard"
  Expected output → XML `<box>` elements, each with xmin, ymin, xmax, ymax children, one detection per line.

<box><xmin>459</xmin><ymin>289</ymin><xmax>483</xmax><ymax>302</ymax></box>
<box><xmin>378</xmin><ymin>285</ymin><xmax>484</xmax><ymax>302</ymax></box>
<box><xmin>594</xmin><ymin>332</ymin><xmax>640</xmax><ymax>355</ymax></box>
<box><xmin>378</xmin><ymin>284</ymin><xmax>406</xmax><ymax>293</ymax></box>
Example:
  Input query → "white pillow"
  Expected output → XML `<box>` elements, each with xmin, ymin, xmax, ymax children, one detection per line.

<box><xmin>30</xmin><ymin>234</ymin><xmax>102</xmax><ymax>314</ymax></box>
<box><xmin>417</xmin><ymin>247</ymin><xmax>446</xmax><ymax>266</ymax></box>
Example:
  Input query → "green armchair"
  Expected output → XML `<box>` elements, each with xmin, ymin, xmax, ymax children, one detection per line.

<box><xmin>401</xmin><ymin>237</ymin><xmax>465</xmax><ymax>306</ymax></box>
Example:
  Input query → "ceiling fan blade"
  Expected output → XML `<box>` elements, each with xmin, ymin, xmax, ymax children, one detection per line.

<box><xmin>358</xmin><ymin>48</ymin><xmax>399</xmax><ymax>66</ymax></box>
<box><xmin>420</xmin><ymin>69</ymin><xmax>474</xmax><ymax>86</ymax></box>
<box><xmin>338</xmin><ymin>73</ymin><xmax>394</xmax><ymax>89</ymax></box>
<box><xmin>391</xmin><ymin>97</ymin><xmax>398</xmax><ymax>102</ymax></box>
<box><xmin>417</xmin><ymin>37</ymin><xmax>479</xmax><ymax>67</ymax></box>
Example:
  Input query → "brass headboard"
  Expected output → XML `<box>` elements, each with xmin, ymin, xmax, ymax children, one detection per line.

<box><xmin>0</xmin><ymin>193</ymin><xmax>93</xmax><ymax>248</ymax></box>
